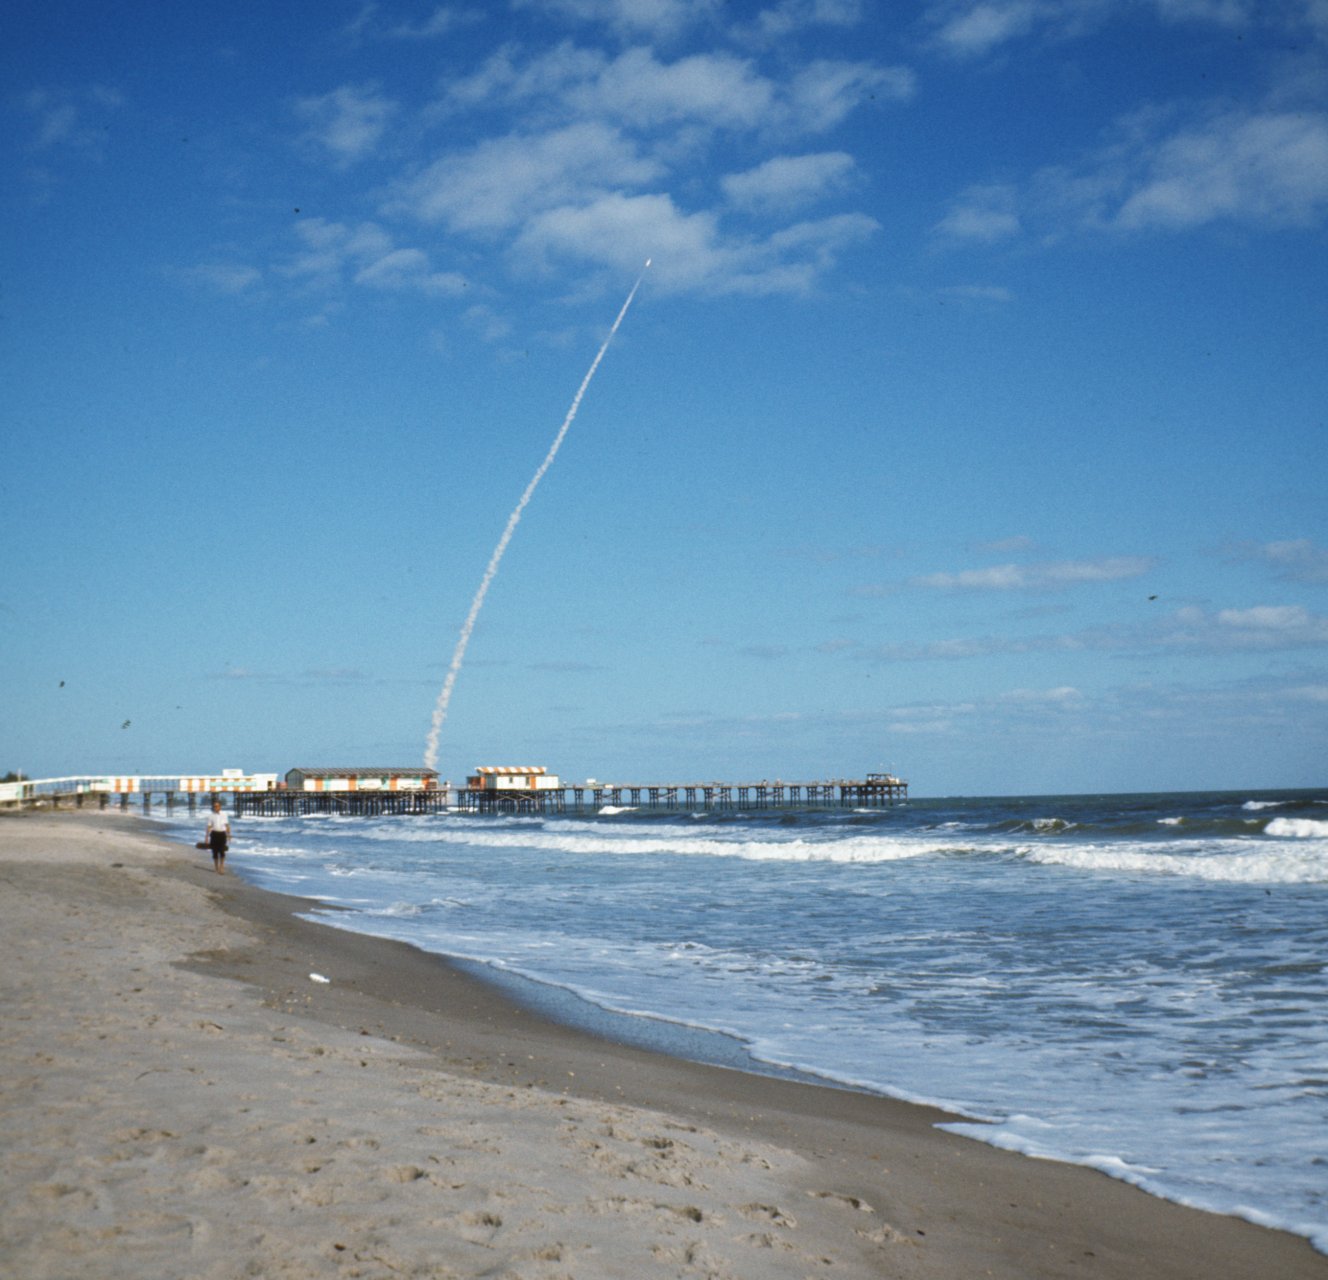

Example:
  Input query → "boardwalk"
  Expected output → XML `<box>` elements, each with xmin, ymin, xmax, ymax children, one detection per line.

<box><xmin>234</xmin><ymin>775</ymin><xmax>907</xmax><ymax>817</ymax></box>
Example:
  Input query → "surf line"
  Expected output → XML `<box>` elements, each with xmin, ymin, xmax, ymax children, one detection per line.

<box><xmin>424</xmin><ymin>261</ymin><xmax>651</xmax><ymax>772</ymax></box>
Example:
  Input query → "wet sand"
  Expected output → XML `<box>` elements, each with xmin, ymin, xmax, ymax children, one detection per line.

<box><xmin>2</xmin><ymin>810</ymin><xmax>1324</xmax><ymax>1279</ymax></box>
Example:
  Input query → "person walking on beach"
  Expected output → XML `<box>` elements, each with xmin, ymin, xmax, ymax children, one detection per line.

<box><xmin>205</xmin><ymin>800</ymin><xmax>231</xmax><ymax>874</ymax></box>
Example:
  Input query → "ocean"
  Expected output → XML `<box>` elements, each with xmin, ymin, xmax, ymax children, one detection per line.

<box><xmin>159</xmin><ymin>788</ymin><xmax>1328</xmax><ymax>1251</ymax></box>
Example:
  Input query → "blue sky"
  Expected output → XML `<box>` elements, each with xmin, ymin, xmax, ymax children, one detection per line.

<box><xmin>3</xmin><ymin>0</ymin><xmax>1326</xmax><ymax>795</ymax></box>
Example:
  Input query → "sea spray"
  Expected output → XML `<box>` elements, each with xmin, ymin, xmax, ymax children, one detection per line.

<box><xmin>424</xmin><ymin>263</ymin><xmax>651</xmax><ymax>771</ymax></box>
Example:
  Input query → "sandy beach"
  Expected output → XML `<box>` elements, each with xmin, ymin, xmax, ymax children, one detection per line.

<box><xmin>2</xmin><ymin>811</ymin><xmax>1324</xmax><ymax>1280</ymax></box>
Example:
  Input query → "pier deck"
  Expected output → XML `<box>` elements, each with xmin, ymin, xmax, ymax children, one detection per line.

<box><xmin>234</xmin><ymin>776</ymin><xmax>906</xmax><ymax>817</ymax></box>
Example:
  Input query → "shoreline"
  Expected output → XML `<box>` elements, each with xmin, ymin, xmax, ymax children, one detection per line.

<box><xmin>3</xmin><ymin>810</ymin><xmax>1324</xmax><ymax>1279</ymax></box>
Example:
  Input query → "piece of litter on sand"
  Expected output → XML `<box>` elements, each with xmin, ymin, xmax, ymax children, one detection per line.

<box><xmin>309</xmin><ymin>973</ymin><xmax>330</xmax><ymax>984</ymax></box>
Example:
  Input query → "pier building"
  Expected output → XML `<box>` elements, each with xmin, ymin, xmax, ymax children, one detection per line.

<box><xmin>0</xmin><ymin>769</ymin><xmax>278</xmax><ymax>812</ymax></box>
<box><xmin>283</xmin><ymin>766</ymin><xmax>439</xmax><ymax>792</ymax></box>
<box><xmin>177</xmin><ymin>769</ymin><xmax>279</xmax><ymax>792</ymax></box>
<box><xmin>465</xmin><ymin>766</ymin><xmax>561</xmax><ymax>793</ymax></box>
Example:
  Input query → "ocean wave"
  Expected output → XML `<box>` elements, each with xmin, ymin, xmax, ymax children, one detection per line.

<box><xmin>986</xmin><ymin>813</ymin><xmax>1297</xmax><ymax>841</ymax></box>
<box><xmin>227</xmin><ymin>842</ymin><xmax>316</xmax><ymax>859</ymax></box>
<box><xmin>364</xmin><ymin>900</ymin><xmax>426</xmax><ymax>917</ymax></box>
<box><xmin>991</xmin><ymin>816</ymin><xmax>1075</xmax><ymax>835</ymax></box>
<box><xmin>322</xmin><ymin>822</ymin><xmax>970</xmax><ymax>863</ymax></box>
<box><xmin>1020</xmin><ymin>841</ymin><xmax>1328</xmax><ymax>883</ymax></box>
<box><xmin>1265</xmin><ymin>817</ymin><xmax>1328</xmax><ymax>839</ymax></box>
<box><xmin>1031</xmin><ymin>816</ymin><xmax>1076</xmax><ymax>833</ymax></box>
<box><xmin>358</xmin><ymin>896</ymin><xmax>469</xmax><ymax>917</ymax></box>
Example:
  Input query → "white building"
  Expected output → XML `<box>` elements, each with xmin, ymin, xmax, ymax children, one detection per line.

<box><xmin>464</xmin><ymin>766</ymin><xmax>561</xmax><ymax>792</ymax></box>
<box><xmin>177</xmin><ymin>769</ymin><xmax>279</xmax><ymax>792</ymax></box>
<box><xmin>284</xmin><ymin>767</ymin><xmax>439</xmax><ymax>793</ymax></box>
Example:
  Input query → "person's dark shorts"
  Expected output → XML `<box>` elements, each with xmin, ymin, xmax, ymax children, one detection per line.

<box><xmin>209</xmin><ymin>832</ymin><xmax>229</xmax><ymax>855</ymax></box>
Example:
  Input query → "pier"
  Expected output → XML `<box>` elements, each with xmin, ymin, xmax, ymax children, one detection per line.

<box><xmin>4</xmin><ymin>771</ymin><xmax>907</xmax><ymax>818</ymax></box>
<box><xmin>233</xmin><ymin>774</ymin><xmax>907</xmax><ymax>817</ymax></box>
<box><xmin>0</xmin><ymin>775</ymin><xmax>276</xmax><ymax>813</ymax></box>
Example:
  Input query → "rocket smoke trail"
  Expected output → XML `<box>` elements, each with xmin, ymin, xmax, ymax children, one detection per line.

<box><xmin>424</xmin><ymin>262</ymin><xmax>650</xmax><ymax>771</ymax></box>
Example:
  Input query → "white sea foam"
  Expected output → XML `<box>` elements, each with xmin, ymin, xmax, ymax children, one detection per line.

<box><xmin>1020</xmin><ymin>840</ymin><xmax>1328</xmax><ymax>883</ymax></box>
<box><xmin>364</xmin><ymin>901</ymin><xmax>426</xmax><ymax>917</ymax></box>
<box><xmin>1244</xmin><ymin>800</ymin><xmax>1287</xmax><ymax>811</ymax></box>
<box><xmin>1031</xmin><ymin>816</ymin><xmax>1075</xmax><ymax>832</ymax></box>
<box><xmin>346</xmin><ymin>824</ymin><xmax>961</xmax><ymax>863</ymax></box>
<box><xmin>1265</xmin><ymin>817</ymin><xmax>1328</xmax><ymax>839</ymax></box>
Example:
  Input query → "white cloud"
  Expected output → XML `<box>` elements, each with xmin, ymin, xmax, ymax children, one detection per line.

<box><xmin>1153</xmin><ymin>0</ymin><xmax>1250</xmax><ymax>26</ymax></box>
<box><xmin>392</xmin><ymin>123</ymin><xmax>661</xmax><ymax>232</ymax></box>
<box><xmin>949</xmin><ymin>106</ymin><xmax>1328</xmax><ymax>243</ymax></box>
<box><xmin>933</xmin><ymin>183</ymin><xmax>1021</xmax><ymax>243</ymax></box>
<box><xmin>1112</xmin><ymin>110</ymin><xmax>1328</xmax><ymax>230</ymax></box>
<box><xmin>722</xmin><ymin>152</ymin><xmax>856</xmax><ymax>211</ymax></box>
<box><xmin>1163</xmin><ymin>604</ymin><xmax>1328</xmax><ymax>650</ymax></box>
<box><xmin>914</xmin><ymin>556</ymin><xmax>1154</xmax><ymax>591</ymax></box>
<box><xmin>856</xmin><ymin>632</ymin><xmax>1066</xmax><ymax>662</ymax></box>
<box><xmin>295</xmin><ymin>83</ymin><xmax>396</xmax><ymax>166</ymax></box>
<box><xmin>441</xmin><ymin>41</ymin><xmax>606</xmax><ymax>113</ymax></box>
<box><xmin>571</xmin><ymin>47</ymin><xmax>776</xmax><ymax>128</ymax></box>
<box><xmin>23</xmin><ymin>85</ymin><xmax>123</xmax><ymax>153</ymax></box>
<box><xmin>927</xmin><ymin>0</ymin><xmax>1260</xmax><ymax>60</ymax></box>
<box><xmin>1286</xmin><ymin>684</ymin><xmax>1328</xmax><ymax>703</ymax></box>
<box><xmin>282</xmin><ymin>218</ymin><xmax>393</xmax><ymax>286</ymax></box>
<box><xmin>765</xmin><ymin>211</ymin><xmax>879</xmax><ymax>266</ymax></box>
<box><xmin>387</xmin><ymin>5</ymin><xmax>481</xmax><ymax>39</ymax></box>
<box><xmin>851</xmin><ymin>603</ymin><xmax>1328</xmax><ymax>665</ymax></box>
<box><xmin>932</xmin><ymin>1</ymin><xmax>1043</xmax><ymax>57</ymax></box>
<box><xmin>441</xmin><ymin>44</ymin><xmax>907</xmax><ymax>136</ymax></box>
<box><xmin>514</xmin><ymin>191</ymin><xmax>716</xmax><ymax>275</ymax></box>
<box><xmin>464</xmin><ymin>304</ymin><xmax>514</xmax><ymax>343</ymax></box>
<box><xmin>1217</xmin><ymin>604</ymin><xmax>1315</xmax><ymax>630</ymax></box>
<box><xmin>1000</xmin><ymin>685</ymin><xmax>1085</xmax><ymax>704</ymax></box>
<box><xmin>510</xmin><ymin>0</ymin><xmax>720</xmax><ymax>40</ymax></box>
<box><xmin>275</xmin><ymin>218</ymin><xmax>468</xmax><ymax>302</ymax></box>
<box><xmin>787</xmin><ymin>60</ymin><xmax>915</xmax><ymax>131</ymax></box>
<box><xmin>446</xmin><ymin>44</ymin><xmax>779</xmax><ymax>128</ymax></box>
<box><xmin>511</xmin><ymin>191</ymin><xmax>876</xmax><ymax>294</ymax></box>
<box><xmin>754</xmin><ymin>0</ymin><xmax>865</xmax><ymax>39</ymax></box>
<box><xmin>354</xmin><ymin>248</ymin><xmax>468</xmax><ymax>296</ymax></box>
<box><xmin>339</xmin><ymin>3</ymin><xmax>484</xmax><ymax>44</ymax></box>
<box><xmin>32</xmin><ymin>100</ymin><xmax>78</xmax><ymax>148</ymax></box>
<box><xmin>1303</xmin><ymin>0</ymin><xmax>1328</xmax><ymax>38</ymax></box>
<box><xmin>1246</xmin><ymin>539</ymin><xmax>1328</xmax><ymax>584</ymax></box>
<box><xmin>271</xmin><ymin>16</ymin><xmax>897</xmax><ymax>308</ymax></box>
<box><xmin>1226</xmin><ymin>538</ymin><xmax>1328</xmax><ymax>584</ymax></box>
